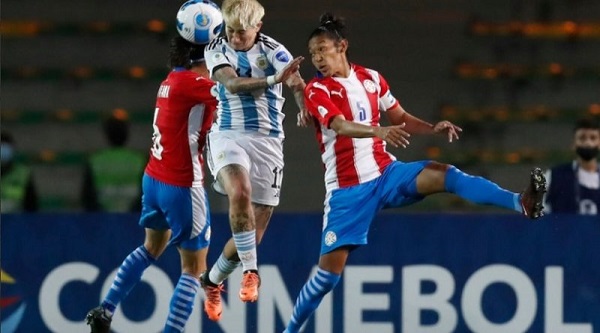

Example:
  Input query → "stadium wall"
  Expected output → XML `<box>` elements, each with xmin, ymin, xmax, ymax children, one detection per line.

<box><xmin>1</xmin><ymin>213</ymin><xmax>598</xmax><ymax>333</ymax></box>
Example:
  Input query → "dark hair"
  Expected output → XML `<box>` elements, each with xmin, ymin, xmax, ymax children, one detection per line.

<box><xmin>574</xmin><ymin>117</ymin><xmax>600</xmax><ymax>132</ymax></box>
<box><xmin>1</xmin><ymin>131</ymin><xmax>14</xmax><ymax>144</ymax></box>
<box><xmin>168</xmin><ymin>36</ymin><xmax>206</xmax><ymax>69</ymax></box>
<box><xmin>308</xmin><ymin>12</ymin><xmax>347</xmax><ymax>43</ymax></box>
<box><xmin>103</xmin><ymin>112</ymin><xmax>129</xmax><ymax>147</ymax></box>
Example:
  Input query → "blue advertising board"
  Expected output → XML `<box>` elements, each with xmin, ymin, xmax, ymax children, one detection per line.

<box><xmin>1</xmin><ymin>213</ymin><xmax>598</xmax><ymax>333</ymax></box>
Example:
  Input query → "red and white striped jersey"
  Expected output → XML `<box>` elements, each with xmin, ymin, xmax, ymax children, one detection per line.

<box><xmin>145</xmin><ymin>68</ymin><xmax>217</xmax><ymax>187</ymax></box>
<box><xmin>305</xmin><ymin>64</ymin><xmax>400</xmax><ymax>192</ymax></box>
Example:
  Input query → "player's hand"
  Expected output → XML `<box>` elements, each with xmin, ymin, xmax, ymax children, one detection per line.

<box><xmin>376</xmin><ymin>123</ymin><xmax>411</xmax><ymax>148</ymax></box>
<box><xmin>433</xmin><ymin>120</ymin><xmax>462</xmax><ymax>143</ymax></box>
<box><xmin>275</xmin><ymin>56</ymin><xmax>305</xmax><ymax>83</ymax></box>
<box><xmin>296</xmin><ymin>108</ymin><xmax>311</xmax><ymax>127</ymax></box>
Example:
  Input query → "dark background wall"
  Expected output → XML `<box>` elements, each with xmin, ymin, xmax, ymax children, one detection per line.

<box><xmin>2</xmin><ymin>0</ymin><xmax>599</xmax><ymax>212</ymax></box>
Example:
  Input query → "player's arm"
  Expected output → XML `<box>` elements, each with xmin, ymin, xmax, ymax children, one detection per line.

<box><xmin>285</xmin><ymin>72</ymin><xmax>310</xmax><ymax>127</ymax></box>
<box><xmin>386</xmin><ymin>105</ymin><xmax>462</xmax><ymax>143</ymax></box>
<box><xmin>307</xmin><ymin>83</ymin><xmax>409</xmax><ymax>147</ymax></box>
<box><xmin>212</xmin><ymin>56</ymin><xmax>304</xmax><ymax>94</ymax></box>
<box><xmin>330</xmin><ymin>115</ymin><xmax>410</xmax><ymax>148</ymax></box>
<box><xmin>375</xmin><ymin>71</ymin><xmax>461</xmax><ymax>142</ymax></box>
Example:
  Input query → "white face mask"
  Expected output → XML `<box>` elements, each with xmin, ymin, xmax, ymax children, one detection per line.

<box><xmin>1</xmin><ymin>143</ymin><xmax>14</xmax><ymax>164</ymax></box>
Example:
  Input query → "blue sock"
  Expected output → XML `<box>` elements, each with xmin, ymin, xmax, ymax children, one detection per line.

<box><xmin>445</xmin><ymin>166</ymin><xmax>520</xmax><ymax>212</ymax></box>
<box><xmin>285</xmin><ymin>268</ymin><xmax>340</xmax><ymax>333</ymax></box>
<box><xmin>164</xmin><ymin>273</ymin><xmax>200</xmax><ymax>333</ymax></box>
<box><xmin>102</xmin><ymin>246</ymin><xmax>156</xmax><ymax>315</ymax></box>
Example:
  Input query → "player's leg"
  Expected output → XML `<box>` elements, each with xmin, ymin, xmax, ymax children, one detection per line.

<box><xmin>86</xmin><ymin>228</ymin><xmax>169</xmax><ymax>332</ymax></box>
<box><xmin>414</xmin><ymin>161</ymin><xmax>546</xmax><ymax>218</ymax></box>
<box><xmin>203</xmin><ymin>135</ymin><xmax>282</xmax><ymax>309</ymax></box>
<box><xmin>205</xmin><ymin>132</ymin><xmax>259</xmax><ymax>300</ymax></box>
<box><xmin>162</xmin><ymin>185</ymin><xmax>211</xmax><ymax>332</ymax></box>
<box><xmin>164</xmin><ymin>247</ymin><xmax>208</xmax><ymax>333</ymax></box>
<box><xmin>285</xmin><ymin>181</ymin><xmax>379</xmax><ymax>333</ymax></box>
<box><xmin>284</xmin><ymin>248</ymin><xmax>348</xmax><ymax>333</ymax></box>
<box><xmin>86</xmin><ymin>174</ymin><xmax>168</xmax><ymax>333</ymax></box>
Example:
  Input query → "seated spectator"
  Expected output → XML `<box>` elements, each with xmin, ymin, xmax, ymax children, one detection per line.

<box><xmin>1</xmin><ymin>131</ymin><xmax>39</xmax><ymax>212</ymax></box>
<box><xmin>81</xmin><ymin>110</ymin><xmax>146</xmax><ymax>212</ymax></box>
<box><xmin>544</xmin><ymin>117</ymin><xmax>600</xmax><ymax>215</ymax></box>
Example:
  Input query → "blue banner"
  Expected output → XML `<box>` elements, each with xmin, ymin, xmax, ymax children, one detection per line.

<box><xmin>1</xmin><ymin>213</ymin><xmax>598</xmax><ymax>333</ymax></box>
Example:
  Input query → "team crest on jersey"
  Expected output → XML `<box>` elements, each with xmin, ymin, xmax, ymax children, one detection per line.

<box><xmin>212</xmin><ymin>52</ymin><xmax>223</xmax><ymax>63</ymax></box>
<box><xmin>318</xmin><ymin>105</ymin><xmax>328</xmax><ymax>117</ymax></box>
<box><xmin>363</xmin><ymin>79</ymin><xmax>376</xmax><ymax>93</ymax></box>
<box><xmin>275</xmin><ymin>50</ymin><xmax>290</xmax><ymax>63</ymax></box>
<box><xmin>256</xmin><ymin>55</ymin><xmax>268</xmax><ymax>70</ymax></box>
<box><xmin>324</xmin><ymin>231</ymin><xmax>337</xmax><ymax>246</ymax></box>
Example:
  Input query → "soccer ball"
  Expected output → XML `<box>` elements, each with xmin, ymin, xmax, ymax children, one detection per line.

<box><xmin>176</xmin><ymin>0</ymin><xmax>224</xmax><ymax>45</ymax></box>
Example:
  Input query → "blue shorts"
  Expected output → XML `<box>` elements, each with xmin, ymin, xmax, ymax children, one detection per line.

<box><xmin>320</xmin><ymin>160</ymin><xmax>429</xmax><ymax>255</ymax></box>
<box><xmin>139</xmin><ymin>174</ymin><xmax>211</xmax><ymax>251</ymax></box>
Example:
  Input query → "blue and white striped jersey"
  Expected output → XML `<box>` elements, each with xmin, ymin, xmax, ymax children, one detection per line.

<box><xmin>205</xmin><ymin>33</ymin><xmax>294</xmax><ymax>138</ymax></box>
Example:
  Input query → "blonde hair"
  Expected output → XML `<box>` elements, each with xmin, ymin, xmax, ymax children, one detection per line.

<box><xmin>221</xmin><ymin>0</ymin><xmax>265</xmax><ymax>29</ymax></box>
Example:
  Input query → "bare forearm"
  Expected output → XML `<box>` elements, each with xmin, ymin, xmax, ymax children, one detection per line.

<box><xmin>403</xmin><ymin>113</ymin><xmax>435</xmax><ymax>135</ymax></box>
<box><xmin>331</xmin><ymin>117</ymin><xmax>377</xmax><ymax>138</ymax></box>
<box><xmin>388</xmin><ymin>106</ymin><xmax>434</xmax><ymax>135</ymax></box>
<box><xmin>222</xmin><ymin>76</ymin><xmax>271</xmax><ymax>94</ymax></box>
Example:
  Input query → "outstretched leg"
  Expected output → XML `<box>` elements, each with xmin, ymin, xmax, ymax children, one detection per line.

<box><xmin>416</xmin><ymin>162</ymin><xmax>546</xmax><ymax>219</ymax></box>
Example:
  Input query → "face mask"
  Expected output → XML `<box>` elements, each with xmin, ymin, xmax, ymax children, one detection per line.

<box><xmin>1</xmin><ymin>143</ymin><xmax>14</xmax><ymax>164</ymax></box>
<box><xmin>575</xmin><ymin>146</ymin><xmax>599</xmax><ymax>161</ymax></box>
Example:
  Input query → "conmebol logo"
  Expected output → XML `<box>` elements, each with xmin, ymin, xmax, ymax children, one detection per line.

<box><xmin>1</xmin><ymin>269</ymin><xmax>26</xmax><ymax>333</ymax></box>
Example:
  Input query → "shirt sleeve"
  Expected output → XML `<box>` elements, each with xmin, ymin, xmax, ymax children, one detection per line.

<box><xmin>304</xmin><ymin>81</ymin><xmax>343</xmax><ymax>128</ymax></box>
<box><xmin>204</xmin><ymin>43</ymin><xmax>231</xmax><ymax>78</ymax></box>
<box><xmin>183</xmin><ymin>76</ymin><xmax>218</xmax><ymax>107</ymax></box>
<box><xmin>376</xmin><ymin>72</ymin><xmax>400</xmax><ymax>111</ymax></box>
<box><xmin>268</xmin><ymin>44</ymin><xmax>294</xmax><ymax>72</ymax></box>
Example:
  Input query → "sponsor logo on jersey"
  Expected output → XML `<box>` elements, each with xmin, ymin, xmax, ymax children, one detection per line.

<box><xmin>275</xmin><ymin>51</ymin><xmax>290</xmax><ymax>63</ymax></box>
<box><xmin>331</xmin><ymin>88</ymin><xmax>343</xmax><ymax>98</ymax></box>
<box><xmin>363</xmin><ymin>80</ymin><xmax>376</xmax><ymax>93</ymax></box>
<box><xmin>324</xmin><ymin>231</ymin><xmax>337</xmax><ymax>246</ymax></box>
<box><xmin>256</xmin><ymin>55</ymin><xmax>268</xmax><ymax>70</ymax></box>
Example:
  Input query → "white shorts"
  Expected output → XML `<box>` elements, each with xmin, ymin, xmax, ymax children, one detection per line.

<box><xmin>207</xmin><ymin>131</ymin><xmax>284</xmax><ymax>206</ymax></box>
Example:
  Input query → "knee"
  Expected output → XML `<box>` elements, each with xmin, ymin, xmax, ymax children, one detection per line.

<box><xmin>225</xmin><ymin>180</ymin><xmax>252</xmax><ymax>207</ymax></box>
<box><xmin>180</xmin><ymin>249</ymin><xmax>207</xmax><ymax>277</ymax></box>
<box><xmin>142</xmin><ymin>244</ymin><xmax>163</xmax><ymax>260</ymax></box>
<box><xmin>418</xmin><ymin>162</ymin><xmax>451</xmax><ymax>194</ymax></box>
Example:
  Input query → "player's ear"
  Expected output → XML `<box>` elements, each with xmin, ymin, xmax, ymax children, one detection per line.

<box><xmin>255</xmin><ymin>21</ymin><xmax>263</xmax><ymax>31</ymax></box>
<box><xmin>338</xmin><ymin>39</ymin><xmax>348</xmax><ymax>53</ymax></box>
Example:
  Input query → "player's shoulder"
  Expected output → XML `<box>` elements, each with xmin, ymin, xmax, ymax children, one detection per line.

<box><xmin>205</xmin><ymin>36</ymin><xmax>227</xmax><ymax>51</ymax></box>
<box><xmin>306</xmin><ymin>76</ymin><xmax>336</xmax><ymax>94</ymax></box>
<box><xmin>257</xmin><ymin>33</ymin><xmax>284</xmax><ymax>51</ymax></box>
<box><xmin>168</xmin><ymin>70</ymin><xmax>213</xmax><ymax>86</ymax></box>
<box><xmin>352</xmin><ymin>63</ymin><xmax>380</xmax><ymax>77</ymax></box>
